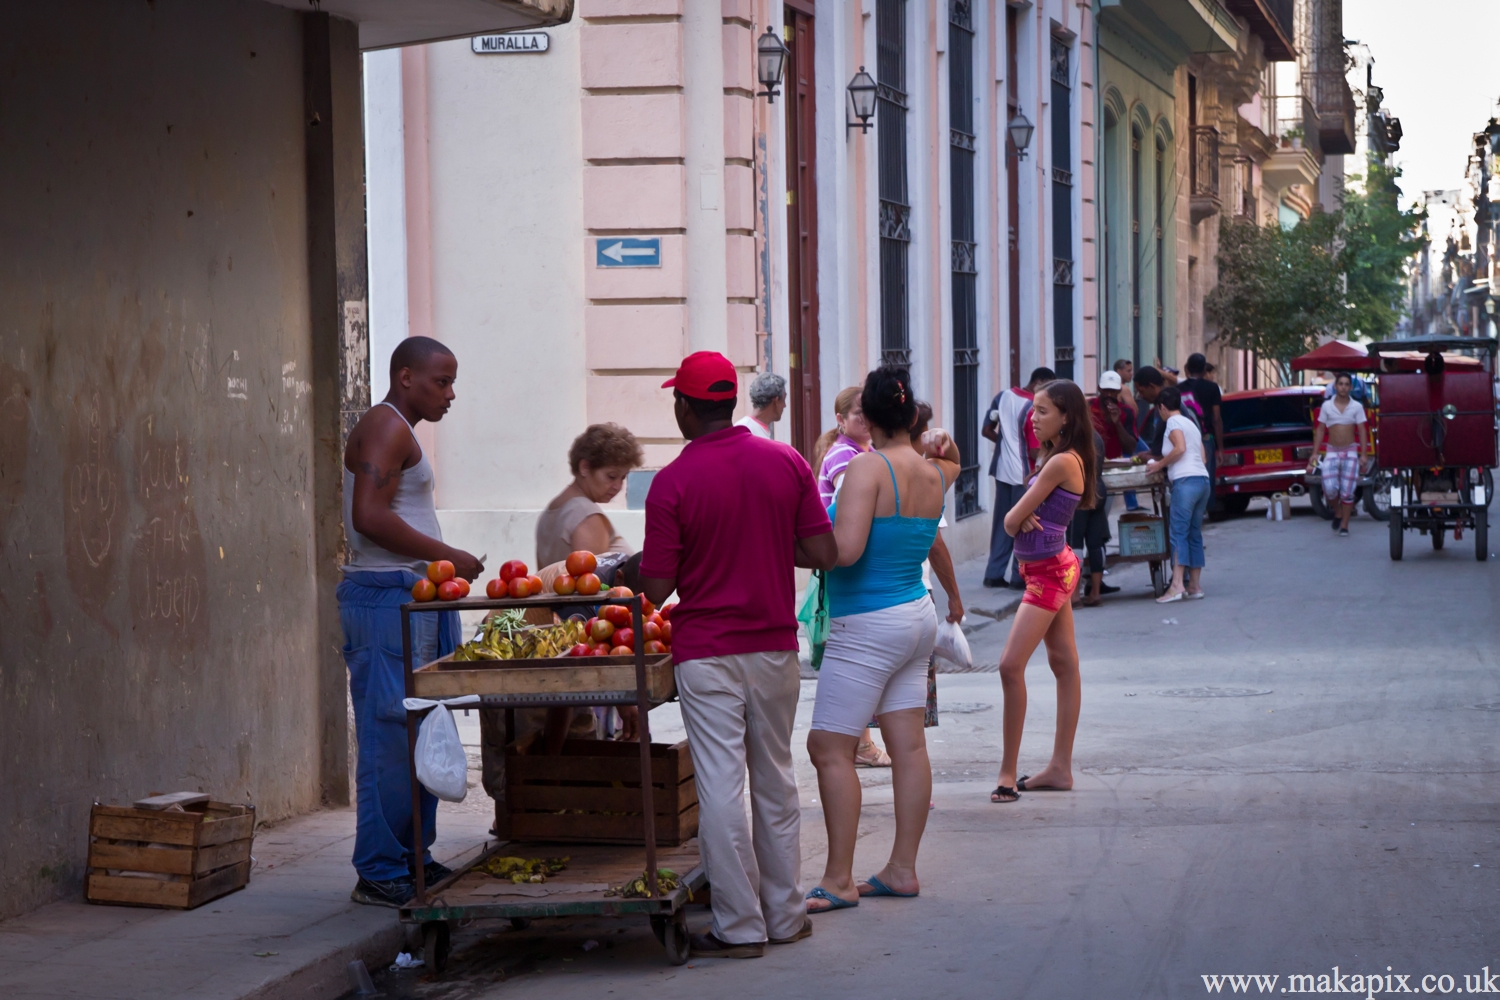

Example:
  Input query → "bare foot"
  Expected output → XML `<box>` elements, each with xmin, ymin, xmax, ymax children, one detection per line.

<box><xmin>858</xmin><ymin>863</ymin><xmax>919</xmax><ymax>896</ymax></box>
<box><xmin>1016</xmin><ymin>766</ymin><xmax>1072</xmax><ymax>791</ymax></box>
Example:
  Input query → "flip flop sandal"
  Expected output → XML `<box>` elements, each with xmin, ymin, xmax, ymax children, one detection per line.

<box><xmin>1016</xmin><ymin>775</ymin><xmax>1070</xmax><ymax>792</ymax></box>
<box><xmin>1155</xmin><ymin>591</ymin><xmax>1185</xmax><ymax>604</ymax></box>
<box><xmin>1185</xmin><ymin>591</ymin><xmax>1205</xmax><ymax>600</ymax></box>
<box><xmin>805</xmin><ymin>886</ymin><xmax>859</xmax><ymax>913</ymax></box>
<box><xmin>990</xmin><ymin>785</ymin><xmax>1020</xmax><ymax>803</ymax></box>
<box><xmin>854</xmin><ymin>742</ymin><xmax>892</xmax><ymax>768</ymax></box>
<box><xmin>859</xmin><ymin>874</ymin><xmax>918</xmax><ymax>898</ymax></box>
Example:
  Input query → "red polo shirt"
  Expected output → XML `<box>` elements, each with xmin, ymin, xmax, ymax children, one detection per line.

<box><xmin>640</xmin><ymin>426</ymin><xmax>831</xmax><ymax>662</ymax></box>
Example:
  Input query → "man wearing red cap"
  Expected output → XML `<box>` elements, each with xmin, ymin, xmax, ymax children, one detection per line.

<box><xmin>640</xmin><ymin>351</ymin><xmax>837</xmax><ymax>958</ymax></box>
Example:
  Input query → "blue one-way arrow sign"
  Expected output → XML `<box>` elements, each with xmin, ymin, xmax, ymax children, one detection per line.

<box><xmin>596</xmin><ymin>237</ymin><xmax>662</xmax><ymax>268</ymax></box>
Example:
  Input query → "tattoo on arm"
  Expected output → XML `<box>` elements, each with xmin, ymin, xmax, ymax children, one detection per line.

<box><xmin>359</xmin><ymin>461</ymin><xmax>401</xmax><ymax>490</ymax></box>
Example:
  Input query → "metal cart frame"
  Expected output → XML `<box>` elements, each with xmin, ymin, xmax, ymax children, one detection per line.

<box><xmin>398</xmin><ymin>592</ymin><xmax>704</xmax><ymax>970</ymax></box>
<box><xmin>1101</xmin><ymin>467</ymin><xmax>1174</xmax><ymax>597</ymax></box>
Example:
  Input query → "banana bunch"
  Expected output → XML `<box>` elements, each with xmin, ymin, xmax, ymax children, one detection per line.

<box><xmin>451</xmin><ymin>613</ymin><xmax>586</xmax><ymax>662</ymax></box>
<box><xmin>478</xmin><ymin>855</ymin><xmax>570</xmax><ymax>884</ymax></box>
<box><xmin>605</xmin><ymin>868</ymin><xmax>685</xmax><ymax>899</ymax></box>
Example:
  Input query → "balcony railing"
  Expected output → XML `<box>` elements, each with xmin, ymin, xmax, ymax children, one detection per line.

<box><xmin>1309</xmin><ymin>68</ymin><xmax>1356</xmax><ymax>156</ymax></box>
<box><xmin>1190</xmin><ymin>126</ymin><xmax>1221</xmax><ymax>223</ymax></box>
<box><xmin>1221</xmin><ymin>0</ymin><xmax>1296</xmax><ymax>61</ymax></box>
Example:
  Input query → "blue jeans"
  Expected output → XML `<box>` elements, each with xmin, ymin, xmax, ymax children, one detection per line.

<box><xmin>1169</xmin><ymin>476</ymin><xmax>1212</xmax><ymax>570</ymax></box>
<box><xmin>338</xmin><ymin>569</ymin><xmax>461</xmax><ymax>881</ymax></box>
<box><xmin>1124</xmin><ymin>437</ymin><xmax>1151</xmax><ymax>510</ymax></box>
<box><xmin>985</xmin><ymin>480</ymin><xmax>1027</xmax><ymax>583</ymax></box>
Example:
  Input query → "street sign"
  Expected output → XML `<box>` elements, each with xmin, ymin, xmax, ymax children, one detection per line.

<box><xmin>471</xmin><ymin>32</ymin><xmax>549</xmax><ymax>54</ymax></box>
<box><xmin>595</xmin><ymin>237</ymin><xmax>662</xmax><ymax>268</ymax></box>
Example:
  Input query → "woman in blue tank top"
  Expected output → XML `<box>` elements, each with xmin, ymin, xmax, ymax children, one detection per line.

<box><xmin>805</xmin><ymin>367</ymin><xmax>959</xmax><ymax>913</ymax></box>
<box><xmin>990</xmin><ymin>380</ymin><xmax>1097</xmax><ymax>805</ymax></box>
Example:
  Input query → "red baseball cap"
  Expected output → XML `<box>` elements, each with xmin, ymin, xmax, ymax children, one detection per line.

<box><xmin>661</xmin><ymin>351</ymin><xmax>738</xmax><ymax>401</ymax></box>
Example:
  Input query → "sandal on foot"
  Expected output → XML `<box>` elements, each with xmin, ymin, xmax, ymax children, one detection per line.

<box><xmin>805</xmin><ymin>886</ymin><xmax>859</xmax><ymax>913</ymax></box>
<box><xmin>1016</xmin><ymin>775</ymin><xmax>1070</xmax><ymax>792</ymax></box>
<box><xmin>854</xmin><ymin>741</ymin><xmax>892</xmax><ymax>768</ymax></box>
<box><xmin>859</xmin><ymin>874</ymin><xmax>918</xmax><ymax>898</ymax></box>
<box><xmin>1155</xmin><ymin>590</ymin><xmax>1185</xmax><ymax>604</ymax></box>
<box><xmin>990</xmin><ymin>785</ymin><xmax>1020</xmax><ymax>803</ymax></box>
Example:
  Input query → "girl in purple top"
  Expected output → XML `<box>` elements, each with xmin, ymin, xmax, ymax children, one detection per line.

<box><xmin>990</xmin><ymin>380</ymin><xmax>1097</xmax><ymax>804</ymax></box>
<box><xmin>814</xmin><ymin>386</ymin><xmax>872</xmax><ymax>507</ymax></box>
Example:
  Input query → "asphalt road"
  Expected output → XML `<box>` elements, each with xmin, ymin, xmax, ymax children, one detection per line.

<box><xmin>369</xmin><ymin>500</ymin><xmax>1499</xmax><ymax>1000</ymax></box>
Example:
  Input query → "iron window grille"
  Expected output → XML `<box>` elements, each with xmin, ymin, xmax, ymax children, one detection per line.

<box><xmin>877</xmin><ymin>0</ymin><xmax>910</xmax><ymax>364</ymax></box>
<box><xmin>950</xmin><ymin>0</ymin><xmax>979</xmax><ymax>516</ymax></box>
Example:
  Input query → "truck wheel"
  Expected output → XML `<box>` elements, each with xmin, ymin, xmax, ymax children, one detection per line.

<box><xmin>1307</xmin><ymin>484</ymin><xmax>1332</xmax><ymax>520</ymax></box>
<box><xmin>1219</xmin><ymin>494</ymin><xmax>1251</xmax><ymax>517</ymax></box>
<box><xmin>1389</xmin><ymin>510</ymin><xmax>1403</xmax><ymax>561</ymax></box>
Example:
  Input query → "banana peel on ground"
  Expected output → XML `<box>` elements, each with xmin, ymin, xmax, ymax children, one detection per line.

<box><xmin>604</xmin><ymin>868</ymin><xmax>687</xmax><ymax>900</ymax></box>
<box><xmin>478</xmin><ymin>855</ymin><xmax>570</xmax><ymax>884</ymax></box>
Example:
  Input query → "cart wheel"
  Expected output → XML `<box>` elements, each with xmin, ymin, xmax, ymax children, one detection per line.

<box><xmin>1431</xmin><ymin>528</ymin><xmax>1445</xmax><ymax>550</ymax></box>
<box><xmin>649</xmin><ymin>915</ymin><xmax>667</xmax><ymax>946</ymax></box>
<box><xmin>422</xmin><ymin>921</ymin><xmax>451</xmax><ymax>976</ymax></box>
<box><xmin>1363</xmin><ymin>471</ymin><xmax>1392</xmax><ymax>522</ymax></box>
<box><xmin>661</xmin><ymin>910</ymin><xmax>690</xmax><ymax>966</ymax></box>
<box><xmin>509</xmin><ymin>917</ymin><xmax>531</xmax><ymax>931</ymax></box>
<box><xmin>1149</xmin><ymin>560</ymin><xmax>1167</xmax><ymax>598</ymax></box>
<box><xmin>1389</xmin><ymin>509</ymin><xmax>1403</xmax><ymax>561</ymax></box>
<box><xmin>1476</xmin><ymin>513</ymin><xmax>1488</xmax><ymax>562</ymax></box>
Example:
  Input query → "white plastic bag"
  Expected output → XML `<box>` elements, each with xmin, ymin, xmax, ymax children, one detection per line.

<box><xmin>932</xmin><ymin>618</ymin><xmax>972</xmax><ymax>670</ymax></box>
<box><xmin>412</xmin><ymin>703</ymin><xmax>468</xmax><ymax>802</ymax></box>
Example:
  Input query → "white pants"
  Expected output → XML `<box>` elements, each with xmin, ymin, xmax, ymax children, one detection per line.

<box><xmin>674</xmin><ymin>650</ymin><xmax>804</xmax><ymax>944</ymax></box>
<box><xmin>811</xmin><ymin>595</ymin><xmax>937</xmax><ymax>736</ymax></box>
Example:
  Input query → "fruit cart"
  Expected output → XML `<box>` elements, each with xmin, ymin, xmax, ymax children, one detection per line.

<box><xmin>1100</xmin><ymin>462</ymin><xmax>1174</xmax><ymax>597</ymax></box>
<box><xmin>1368</xmin><ymin>336</ymin><xmax>1497</xmax><ymax>561</ymax></box>
<box><xmin>397</xmin><ymin>591</ymin><xmax>706</xmax><ymax>973</ymax></box>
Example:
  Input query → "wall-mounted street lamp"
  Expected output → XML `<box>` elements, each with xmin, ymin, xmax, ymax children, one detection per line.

<box><xmin>846</xmin><ymin>67</ymin><xmax>877</xmax><ymax>133</ymax></box>
<box><xmin>1008</xmin><ymin>111</ymin><xmax>1035</xmax><ymax>159</ymax></box>
<box><xmin>757</xmin><ymin>26</ymin><xmax>788</xmax><ymax>103</ymax></box>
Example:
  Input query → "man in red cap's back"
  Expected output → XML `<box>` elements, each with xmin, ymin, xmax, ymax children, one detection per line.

<box><xmin>640</xmin><ymin>351</ymin><xmax>837</xmax><ymax>958</ymax></box>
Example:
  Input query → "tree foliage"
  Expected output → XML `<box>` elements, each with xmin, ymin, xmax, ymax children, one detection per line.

<box><xmin>1206</xmin><ymin>164</ymin><xmax>1424</xmax><ymax>381</ymax></box>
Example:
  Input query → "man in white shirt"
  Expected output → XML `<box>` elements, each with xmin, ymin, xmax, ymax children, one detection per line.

<box><xmin>981</xmin><ymin>367</ymin><xmax>1054</xmax><ymax>588</ymax></box>
<box><xmin>736</xmin><ymin>371</ymin><xmax>787</xmax><ymax>440</ymax></box>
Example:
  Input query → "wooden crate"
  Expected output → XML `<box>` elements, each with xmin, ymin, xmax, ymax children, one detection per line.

<box><xmin>412</xmin><ymin>652</ymin><xmax>676</xmax><ymax>703</ymax></box>
<box><xmin>86</xmin><ymin>801</ymin><xmax>254</xmax><ymax>909</ymax></box>
<box><xmin>505</xmin><ymin>737</ymin><xmax>698</xmax><ymax>846</ymax></box>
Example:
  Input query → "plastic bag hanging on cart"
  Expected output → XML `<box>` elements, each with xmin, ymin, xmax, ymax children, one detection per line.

<box><xmin>411</xmin><ymin>701</ymin><xmax>469</xmax><ymax>802</ymax></box>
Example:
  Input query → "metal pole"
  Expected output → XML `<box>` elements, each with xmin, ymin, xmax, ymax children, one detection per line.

<box><xmin>403</xmin><ymin>603</ymin><xmax>427</xmax><ymax>905</ymax></box>
<box><xmin>631</xmin><ymin>595</ymin><xmax>658</xmax><ymax>898</ymax></box>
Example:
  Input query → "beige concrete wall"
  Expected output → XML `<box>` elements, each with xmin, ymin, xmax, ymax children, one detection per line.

<box><xmin>0</xmin><ymin>0</ymin><xmax>338</xmax><ymax>917</ymax></box>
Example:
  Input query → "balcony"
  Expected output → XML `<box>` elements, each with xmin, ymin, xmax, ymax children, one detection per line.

<box><xmin>1100</xmin><ymin>0</ymin><xmax>1240</xmax><ymax>55</ymax></box>
<box><xmin>1190</xmin><ymin>126</ymin><xmax>1222</xmax><ymax>223</ymax></box>
<box><xmin>1263</xmin><ymin>145</ymin><xmax>1320</xmax><ymax>193</ymax></box>
<box><xmin>1310</xmin><ymin>69</ymin><xmax>1357</xmax><ymax>156</ymax></box>
<box><xmin>1221</xmin><ymin>0</ymin><xmax>1296</xmax><ymax>61</ymax></box>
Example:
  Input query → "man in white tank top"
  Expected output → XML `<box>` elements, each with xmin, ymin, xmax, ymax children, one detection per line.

<box><xmin>339</xmin><ymin>337</ymin><xmax>484</xmax><ymax>908</ymax></box>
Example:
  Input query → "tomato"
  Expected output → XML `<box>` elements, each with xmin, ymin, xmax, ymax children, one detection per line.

<box><xmin>590</xmin><ymin>643</ymin><xmax>613</xmax><ymax>657</ymax></box>
<box><xmin>553</xmin><ymin>573</ymin><xmax>576</xmax><ymax>596</ymax></box>
<box><xmin>589</xmin><ymin>619</ymin><xmax>616</xmax><ymax>643</ymax></box>
<box><xmin>660</xmin><ymin>603</ymin><xmax>677</xmax><ymax>622</ymax></box>
<box><xmin>639</xmin><ymin>596</ymin><xmax>656</xmax><ymax>617</ymax></box>
<box><xmin>643</xmin><ymin>621</ymin><xmax>662</xmax><ymax>642</ymax></box>
<box><xmin>411</xmin><ymin>578</ymin><xmax>437</xmax><ymax>602</ymax></box>
<box><xmin>648</xmin><ymin>612</ymin><xmax>664</xmax><ymax>628</ymax></box>
<box><xmin>613</xmin><ymin>627</ymin><xmax>635</xmax><ymax>651</ymax></box>
<box><xmin>601</xmin><ymin>604</ymin><xmax>632</xmax><ymax>627</ymax></box>
<box><xmin>584</xmin><ymin>616</ymin><xmax>600</xmax><ymax>635</ymax></box>
<box><xmin>606</xmin><ymin>586</ymin><xmax>633</xmax><ymax>599</ymax></box>
<box><xmin>644</xmin><ymin>639</ymin><xmax>668</xmax><ymax>655</ymax></box>
<box><xmin>609</xmin><ymin>645</ymin><xmax>632</xmax><ymax>656</ymax></box>
<box><xmin>453</xmin><ymin>578</ymin><xmax>471</xmax><ymax>598</ymax></box>
<box><xmin>574</xmin><ymin>573</ymin><xmax>602</xmax><ymax>596</ymax></box>
<box><xmin>526</xmin><ymin>575</ymin><xmax>544</xmax><ymax>596</ymax></box>
<box><xmin>499</xmin><ymin>560</ymin><xmax>529</xmax><ymax>583</ymax></box>
<box><xmin>567</xmin><ymin>643</ymin><xmax>592</xmax><ymax>658</ymax></box>
<box><xmin>507</xmin><ymin>577</ymin><xmax>530</xmax><ymax>599</ymax></box>
<box><xmin>660</xmin><ymin>620</ymin><xmax>672</xmax><ymax>643</ymax></box>
<box><xmin>565</xmin><ymin>550</ymin><xmax>598</xmax><ymax>577</ymax></box>
<box><xmin>486</xmin><ymin>578</ymin><xmax>506</xmax><ymax>599</ymax></box>
<box><xmin>437</xmin><ymin>579</ymin><xmax>464</xmax><ymax>602</ymax></box>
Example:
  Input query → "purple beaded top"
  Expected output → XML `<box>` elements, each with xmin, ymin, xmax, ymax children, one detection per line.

<box><xmin>1013</xmin><ymin>476</ymin><xmax>1082</xmax><ymax>561</ymax></box>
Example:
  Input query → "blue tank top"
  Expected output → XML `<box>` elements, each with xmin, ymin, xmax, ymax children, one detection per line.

<box><xmin>827</xmin><ymin>454</ymin><xmax>944</xmax><ymax>618</ymax></box>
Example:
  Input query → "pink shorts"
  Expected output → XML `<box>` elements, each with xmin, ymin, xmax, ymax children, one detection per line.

<box><xmin>1019</xmin><ymin>549</ymin><xmax>1081</xmax><ymax>613</ymax></box>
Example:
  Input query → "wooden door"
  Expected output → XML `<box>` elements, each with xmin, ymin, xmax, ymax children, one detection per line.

<box><xmin>784</xmin><ymin>4</ymin><xmax>820</xmax><ymax>460</ymax></box>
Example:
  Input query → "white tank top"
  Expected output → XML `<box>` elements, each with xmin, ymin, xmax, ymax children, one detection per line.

<box><xmin>342</xmin><ymin>402</ymin><xmax>443</xmax><ymax>574</ymax></box>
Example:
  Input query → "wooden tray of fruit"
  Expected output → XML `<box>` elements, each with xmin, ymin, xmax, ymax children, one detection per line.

<box><xmin>413</xmin><ymin>652</ymin><xmax>676</xmax><ymax>702</ymax></box>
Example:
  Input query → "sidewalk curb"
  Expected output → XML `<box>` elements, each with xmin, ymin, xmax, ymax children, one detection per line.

<box><xmin>242</xmin><ymin>920</ymin><xmax>407</xmax><ymax>1000</ymax></box>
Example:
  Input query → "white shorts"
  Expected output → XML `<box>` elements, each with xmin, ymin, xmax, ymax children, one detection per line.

<box><xmin>810</xmin><ymin>595</ymin><xmax>938</xmax><ymax>737</ymax></box>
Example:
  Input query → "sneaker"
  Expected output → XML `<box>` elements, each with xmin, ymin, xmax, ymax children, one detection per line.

<box><xmin>690</xmin><ymin>932</ymin><xmax>765</xmax><ymax>959</ymax></box>
<box><xmin>1098</xmin><ymin>582</ymin><xmax>1121</xmax><ymax>595</ymax></box>
<box><xmin>982</xmin><ymin>577</ymin><xmax>1008</xmax><ymax>588</ymax></box>
<box><xmin>1331</xmin><ymin>517</ymin><xmax>1340</xmax><ymax>531</ymax></box>
<box><xmin>1008</xmin><ymin>579</ymin><xmax>1028</xmax><ymax>591</ymax></box>
<box><xmin>351</xmin><ymin>875</ymin><xmax>415</xmax><ymax>908</ymax></box>
<box><xmin>1339</xmin><ymin>528</ymin><xmax>1349</xmax><ymax>537</ymax></box>
<box><xmin>423</xmin><ymin>860</ymin><xmax>454</xmax><ymax>886</ymax></box>
<box><xmin>769</xmin><ymin>918</ymin><xmax>813</xmax><ymax>945</ymax></box>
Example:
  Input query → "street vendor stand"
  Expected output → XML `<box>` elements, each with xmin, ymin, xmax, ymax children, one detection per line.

<box><xmin>398</xmin><ymin>592</ymin><xmax>705</xmax><ymax>972</ymax></box>
<box><xmin>1100</xmin><ymin>462</ymin><xmax>1173</xmax><ymax>597</ymax></box>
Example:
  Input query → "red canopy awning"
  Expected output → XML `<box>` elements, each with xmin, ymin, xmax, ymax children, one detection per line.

<box><xmin>1290</xmin><ymin>340</ymin><xmax>1374</xmax><ymax>372</ymax></box>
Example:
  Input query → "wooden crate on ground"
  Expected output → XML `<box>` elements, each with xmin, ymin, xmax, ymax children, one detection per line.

<box><xmin>505</xmin><ymin>737</ymin><xmax>698</xmax><ymax>846</ymax></box>
<box><xmin>86</xmin><ymin>801</ymin><xmax>255</xmax><ymax>909</ymax></box>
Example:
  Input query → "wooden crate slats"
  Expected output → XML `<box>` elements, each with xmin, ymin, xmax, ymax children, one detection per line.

<box><xmin>90</xmin><ymin>809</ymin><xmax>201</xmax><ymax>847</ymax></box>
<box><xmin>505</xmin><ymin>782</ymin><xmax>696</xmax><ymax>817</ymax></box>
<box><xmin>186</xmin><ymin>860</ymin><xmax>252</xmax><ymax>908</ymax></box>
<box><xmin>87</xmin><ymin>843</ymin><xmax>197</xmax><ymax>877</ymax></box>
<box><xmin>509</xmin><ymin>804</ymin><xmax>698</xmax><ymax>846</ymax></box>
<box><xmin>86</xmin><ymin>803</ymin><xmax>254</xmax><ymax>910</ymax></box>
<box><xmin>412</xmin><ymin>655</ymin><xmax>675</xmax><ymax>701</ymax></box>
<box><xmin>197</xmin><ymin>810</ymin><xmax>255</xmax><ymax>848</ymax></box>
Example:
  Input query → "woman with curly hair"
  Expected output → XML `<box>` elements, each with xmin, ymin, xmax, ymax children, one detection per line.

<box><xmin>536</xmin><ymin>423</ymin><xmax>644</xmax><ymax>565</ymax></box>
<box><xmin>990</xmin><ymin>380</ymin><xmax>1096</xmax><ymax>803</ymax></box>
